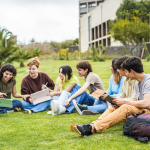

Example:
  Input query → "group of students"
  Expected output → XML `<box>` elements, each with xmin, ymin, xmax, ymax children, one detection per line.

<box><xmin>0</xmin><ymin>56</ymin><xmax>150</xmax><ymax>137</ymax></box>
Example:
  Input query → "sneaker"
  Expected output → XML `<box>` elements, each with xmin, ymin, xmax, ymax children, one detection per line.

<box><xmin>7</xmin><ymin>110</ymin><xmax>14</xmax><ymax>113</ymax></box>
<box><xmin>25</xmin><ymin>109</ymin><xmax>32</xmax><ymax>114</ymax></box>
<box><xmin>47</xmin><ymin>111</ymin><xmax>52</xmax><ymax>114</ymax></box>
<box><xmin>82</xmin><ymin>110</ymin><xmax>99</xmax><ymax>115</ymax></box>
<box><xmin>14</xmin><ymin>107</ymin><xmax>19</xmax><ymax>112</ymax></box>
<box><xmin>72</xmin><ymin>100</ymin><xmax>87</xmax><ymax>115</ymax></box>
<box><xmin>74</xmin><ymin>124</ymin><xmax>93</xmax><ymax>136</ymax></box>
<box><xmin>70</xmin><ymin>124</ymin><xmax>81</xmax><ymax>132</ymax></box>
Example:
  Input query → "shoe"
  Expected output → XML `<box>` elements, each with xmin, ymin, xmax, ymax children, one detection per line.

<box><xmin>14</xmin><ymin>107</ymin><xmax>19</xmax><ymax>112</ymax></box>
<box><xmin>7</xmin><ymin>110</ymin><xmax>14</xmax><ymax>113</ymax></box>
<box><xmin>70</xmin><ymin>124</ymin><xmax>82</xmax><ymax>132</ymax></box>
<box><xmin>25</xmin><ymin>109</ymin><xmax>32</xmax><ymax>114</ymax></box>
<box><xmin>51</xmin><ymin>100</ymin><xmax>66</xmax><ymax>115</ymax></box>
<box><xmin>47</xmin><ymin>111</ymin><xmax>52</xmax><ymax>114</ymax></box>
<box><xmin>82</xmin><ymin>110</ymin><xmax>99</xmax><ymax>115</ymax></box>
<box><xmin>72</xmin><ymin>100</ymin><xmax>87</xmax><ymax>115</ymax></box>
<box><xmin>74</xmin><ymin>124</ymin><xmax>93</xmax><ymax>136</ymax></box>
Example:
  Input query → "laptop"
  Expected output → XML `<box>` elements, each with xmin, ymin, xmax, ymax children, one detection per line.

<box><xmin>30</xmin><ymin>89</ymin><xmax>51</xmax><ymax>105</ymax></box>
<box><xmin>0</xmin><ymin>98</ymin><xmax>13</xmax><ymax>108</ymax></box>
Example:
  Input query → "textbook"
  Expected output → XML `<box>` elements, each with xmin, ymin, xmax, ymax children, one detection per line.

<box><xmin>0</xmin><ymin>98</ymin><xmax>13</xmax><ymax>108</ymax></box>
<box><xmin>30</xmin><ymin>89</ymin><xmax>51</xmax><ymax>105</ymax></box>
<box><xmin>90</xmin><ymin>89</ymin><xmax>105</xmax><ymax>98</ymax></box>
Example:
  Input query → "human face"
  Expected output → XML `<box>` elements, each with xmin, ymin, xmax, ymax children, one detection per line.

<box><xmin>2</xmin><ymin>71</ymin><xmax>13</xmax><ymax>83</ymax></box>
<box><xmin>124</xmin><ymin>69</ymin><xmax>135</xmax><ymax>80</ymax></box>
<box><xmin>77</xmin><ymin>68</ymin><xmax>88</xmax><ymax>77</ymax></box>
<box><xmin>28</xmin><ymin>65</ymin><xmax>39</xmax><ymax>79</ymax></box>
<box><xmin>110</xmin><ymin>63</ymin><xmax>114</xmax><ymax>74</ymax></box>
<box><xmin>59</xmin><ymin>68</ymin><xmax>65</xmax><ymax>80</ymax></box>
<box><xmin>117</xmin><ymin>68</ymin><xmax>125</xmax><ymax>77</ymax></box>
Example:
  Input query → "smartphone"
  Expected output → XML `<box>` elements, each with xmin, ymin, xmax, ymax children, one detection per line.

<box><xmin>104</xmin><ymin>95</ymin><xmax>114</xmax><ymax>103</ymax></box>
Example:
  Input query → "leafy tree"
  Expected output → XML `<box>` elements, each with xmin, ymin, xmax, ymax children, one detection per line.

<box><xmin>109</xmin><ymin>17</ymin><xmax>150</xmax><ymax>55</ymax></box>
<box><xmin>142</xmin><ymin>38</ymin><xmax>150</xmax><ymax>61</ymax></box>
<box><xmin>97</xmin><ymin>44</ymin><xmax>106</xmax><ymax>57</ymax></box>
<box><xmin>73</xmin><ymin>38</ymin><xmax>79</xmax><ymax>45</ymax></box>
<box><xmin>49</xmin><ymin>41</ymin><xmax>60</xmax><ymax>52</ymax></box>
<box><xmin>91</xmin><ymin>45</ymin><xmax>98</xmax><ymax>61</ymax></box>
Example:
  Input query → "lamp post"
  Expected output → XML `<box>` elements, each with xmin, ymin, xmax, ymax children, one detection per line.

<box><xmin>149</xmin><ymin>12</ymin><xmax>150</xmax><ymax>42</ymax></box>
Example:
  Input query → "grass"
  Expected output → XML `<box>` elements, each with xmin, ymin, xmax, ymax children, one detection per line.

<box><xmin>0</xmin><ymin>60</ymin><xmax>150</xmax><ymax>150</ymax></box>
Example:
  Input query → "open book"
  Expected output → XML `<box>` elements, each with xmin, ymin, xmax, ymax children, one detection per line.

<box><xmin>90</xmin><ymin>89</ymin><xmax>105</xmax><ymax>98</ymax></box>
<box><xmin>30</xmin><ymin>89</ymin><xmax>51</xmax><ymax>105</ymax></box>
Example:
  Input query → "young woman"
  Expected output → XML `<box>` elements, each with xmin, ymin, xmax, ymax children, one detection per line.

<box><xmin>72</xmin><ymin>58</ymin><xmax>126</xmax><ymax>115</ymax></box>
<box><xmin>49</xmin><ymin>60</ymin><xmax>105</xmax><ymax>115</ymax></box>
<box><xmin>0</xmin><ymin>64</ymin><xmax>29</xmax><ymax>113</ymax></box>
<box><xmin>21</xmin><ymin>57</ymin><xmax>55</xmax><ymax>114</ymax></box>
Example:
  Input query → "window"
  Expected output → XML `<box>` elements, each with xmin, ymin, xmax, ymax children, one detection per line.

<box><xmin>88</xmin><ymin>2</ymin><xmax>96</xmax><ymax>8</ymax></box>
<box><xmin>97</xmin><ymin>0</ymin><xmax>104</xmax><ymax>6</ymax></box>
<box><xmin>80</xmin><ymin>3</ymin><xmax>87</xmax><ymax>8</ymax></box>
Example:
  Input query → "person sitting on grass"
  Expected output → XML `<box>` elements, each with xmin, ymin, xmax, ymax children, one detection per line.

<box><xmin>49</xmin><ymin>61</ymin><xmax>105</xmax><ymax>115</ymax></box>
<box><xmin>72</xmin><ymin>58</ymin><xmax>125</xmax><ymax>115</ymax></box>
<box><xmin>47</xmin><ymin>65</ymin><xmax>80</xmax><ymax>115</ymax></box>
<box><xmin>0</xmin><ymin>64</ymin><xmax>29</xmax><ymax>113</ymax></box>
<box><xmin>21</xmin><ymin>57</ymin><xmax>55</xmax><ymax>114</ymax></box>
<box><xmin>72</xmin><ymin>56</ymin><xmax>150</xmax><ymax>136</ymax></box>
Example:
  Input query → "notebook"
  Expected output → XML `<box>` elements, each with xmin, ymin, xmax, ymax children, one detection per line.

<box><xmin>90</xmin><ymin>89</ymin><xmax>105</xmax><ymax>98</ymax></box>
<box><xmin>0</xmin><ymin>98</ymin><xmax>13</xmax><ymax>108</ymax></box>
<box><xmin>30</xmin><ymin>89</ymin><xmax>51</xmax><ymax>105</ymax></box>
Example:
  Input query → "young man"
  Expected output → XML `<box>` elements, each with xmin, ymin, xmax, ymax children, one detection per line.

<box><xmin>72</xmin><ymin>57</ymin><xmax>150</xmax><ymax>136</ymax></box>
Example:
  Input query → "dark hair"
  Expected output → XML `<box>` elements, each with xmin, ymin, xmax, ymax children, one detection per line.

<box><xmin>115</xmin><ymin>56</ymin><xmax>129</xmax><ymax>69</ymax></box>
<box><xmin>121</xmin><ymin>57</ymin><xmax>144</xmax><ymax>73</ymax></box>
<box><xmin>0</xmin><ymin>64</ymin><xmax>17</xmax><ymax>82</ymax></box>
<box><xmin>59</xmin><ymin>65</ymin><xmax>73</xmax><ymax>80</ymax></box>
<box><xmin>76</xmin><ymin>61</ymin><xmax>93</xmax><ymax>74</ymax></box>
<box><xmin>112</xmin><ymin>58</ymin><xmax>121</xmax><ymax>84</ymax></box>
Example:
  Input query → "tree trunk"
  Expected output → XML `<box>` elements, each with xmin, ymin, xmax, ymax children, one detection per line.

<box><xmin>20</xmin><ymin>62</ymin><xmax>25</xmax><ymax>67</ymax></box>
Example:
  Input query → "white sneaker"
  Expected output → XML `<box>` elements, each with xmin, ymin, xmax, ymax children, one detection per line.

<box><xmin>58</xmin><ymin>104</ymin><xmax>66</xmax><ymax>115</ymax></box>
<box><xmin>7</xmin><ymin>110</ymin><xmax>14</xmax><ymax>113</ymax></box>
<box><xmin>47</xmin><ymin>111</ymin><xmax>52</xmax><ymax>114</ymax></box>
<box><xmin>25</xmin><ymin>109</ymin><xmax>32</xmax><ymax>114</ymax></box>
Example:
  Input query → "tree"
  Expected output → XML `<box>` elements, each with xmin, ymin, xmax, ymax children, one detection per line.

<box><xmin>0</xmin><ymin>28</ymin><xmax>20</xmax><ymax>67</ymax></box>
<box><xmin>49</xmin><ymin>41</ymin><xmax>60</xmax><ymax>52</ymax></box>
<box><xmin>97</xmin><ymin>44</ymin><xmax>106</xmax><ymax>57</ymax></box>
<box><xmin>109</xmin><ymin>17</ymin><xmax>150</xmax><ymax>55</ymax></box>
<box><xmin>73</xmin><ymin>38</ymin><xmax>79</xmax><ymax>45</ymax></box>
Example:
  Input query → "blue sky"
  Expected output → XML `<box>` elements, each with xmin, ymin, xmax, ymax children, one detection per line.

<box><xmin>0</xmin><ymin>0</ymin><xmax>79</xmax><ymax>44</ymax></box>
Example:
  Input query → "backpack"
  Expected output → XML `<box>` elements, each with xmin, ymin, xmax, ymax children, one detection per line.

<box><xmin>123</xmin><ymin>111</ymin><xmax>150</xmax><ymax>142</ymax></box>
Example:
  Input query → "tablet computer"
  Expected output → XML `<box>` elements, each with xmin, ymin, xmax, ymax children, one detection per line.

<box><xmin>104</xmin><ymin>95</ymin><xmax>114</xmax><ymax>103</ymax></box>
<box><xmin>0</xmin><ymin>98</ymin><xmax>13</xmax><ymax>108</ymax></box>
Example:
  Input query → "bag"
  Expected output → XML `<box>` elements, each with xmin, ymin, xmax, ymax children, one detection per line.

<box><xmin>123</xmin><ymin>111</ymin><xmax>150</xmax><ymax>142</ymax></box>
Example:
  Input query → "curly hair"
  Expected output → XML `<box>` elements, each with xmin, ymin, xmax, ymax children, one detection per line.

<box><xmin>0</xmin><ymin>64</ymin><xmax>17</xmax><ymax>82</ymax></box>
<box><xmin>27</xmin><ymin>57</ymin><xmax>40</xmax><ymax>68</ymax></box>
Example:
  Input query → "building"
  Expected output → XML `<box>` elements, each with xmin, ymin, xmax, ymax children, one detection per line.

<box><xmin>79</xmin><ymin>0</ymin><xmax>124</xmax><ymax>52</ymax></box>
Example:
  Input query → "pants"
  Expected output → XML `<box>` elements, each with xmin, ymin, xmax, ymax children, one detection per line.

<box><xmin>0</xmin><ymin>100</ymin><xmax>23</xmax><ymax>113</ymax></box>
<box><xmin>21</xmin><ymin>96</ymin><xmax>59</xmax><ymax>113</ymax></box>
<box><xmin>87</xmin><ymin>98</ymin><xmax>108</xmax><ymax>113</ymax></box>
<box><xmin>92</xmin><ymin>104</ymin><xmax>150</xmax><ymax>133</ymax></box>
<box><xmin>57</xmin><ymin>85</ymin><xmax>95</xmax><ymax>114</ymax></box>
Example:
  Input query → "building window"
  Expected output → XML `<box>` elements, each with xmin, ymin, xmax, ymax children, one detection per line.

<box><xmin>99</xmin><ymin>40</ymin><xmax>102</xmax><ymax>45</ymax></box>
<box><xmin>92</xmin><ymin>28</ymin><xmax>94</xmax><ymax>41</ymax></box>
<box><xmin>95</xmin><ymin>26</ymin><xmax>98</xmax><ymax>39</ymax></box>
<box><xmin>107</xmin><ymin>37</ymin><xmax>111</xmax><ymax>46</ymax></box>
<box><xmin>99</xmin><ymin>25</ymin><xmax>101</xmax><ymax>38</ymax></box>
<box><xmin>97</xmin><ymin>0</ymin><xmax>104</xmax><ymax>6</ymax></box>
<box><xmin>96</xmin><ymin>41</ymin><xmax>98</xmax><ymax>48</ymax></box>
<box><xmin>103</xmin><ymin>22</ymin><xmax>106</xmax><ymax>36</ymax></box>
<box><xmin>107</xmin><ymin>20</ymin><xmax>110</xmax><ymax>34</ymax></box>
<box><xmin>88</xmin><ymin>16</ymin><xmax>92</xmax><ymax>42</ymax></box>
<box><xmin>80</xmin><ymin>3</ymin><xmax>87</xmax><ymax>8</ymax></box>
<box><xmin>103</xmin><ymin>39</ymin><xmax>106</xmax><ymax>46</ymax></box>
<box><xmin>88</xmin><ymin>2</ymin><xmax>96</xmax><ymax>8</ymax></box>
<box><xmin>80</xmin><ymin>12</ymin><xmax>87</xmax><ymax>17</ymax></box>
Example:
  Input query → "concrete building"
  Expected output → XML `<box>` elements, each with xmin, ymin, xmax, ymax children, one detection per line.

<box><xmin>79</xmin><ymin>0</ymin><xmax>124</xmax><ymax>52</ymax></box>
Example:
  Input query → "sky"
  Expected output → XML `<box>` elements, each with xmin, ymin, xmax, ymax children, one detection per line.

<box><xmin>0</xmin><ymin>0</ymin><xmax>79</xmax><ymax>44</ymax></box>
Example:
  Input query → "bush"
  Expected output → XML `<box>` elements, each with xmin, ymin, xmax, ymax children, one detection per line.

<box><xmin>98</xmin><ymin>57</ymin><xmax>105</xmax><ymax>61</ymax></box>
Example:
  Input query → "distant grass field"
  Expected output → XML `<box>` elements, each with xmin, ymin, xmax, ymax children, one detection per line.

<box><xmin>0</xmin><ymin>60</ymin><xmax>150</xmax><ymax>150</ymax></box>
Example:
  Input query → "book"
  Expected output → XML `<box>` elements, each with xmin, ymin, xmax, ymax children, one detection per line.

<box><xmin>0</xmin><ymin>98</ymin><xmax>13</xmax><ymax>108</ymax></box>
<box><xmin>90</xmin><ymin>89</ymin><xmax>105</xmax><ymax>98</ymax></box>
<box><xmin>30</xmin><ymin>89</ymin><xmax>51</xmax><ymax>105</ymax></box>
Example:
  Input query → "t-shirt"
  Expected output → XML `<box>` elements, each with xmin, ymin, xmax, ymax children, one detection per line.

<box><xmin>56</xmin><ymin>75</ymin><xmax>79</xmax><ymax>90</ymax></box>
<box><xmin>84</xmin><ymin>72</ymin><xmax>104</xmax><ymax>94</ymax></box>
<box><xmin>135</xmin><ymin>74</ymin><xmax>150</xmax><ymax>100</ymax></box>
<box><xmin>0</xmin><ymin>78</ymin><xmax>16</xmax><ymax>99</ymax></box>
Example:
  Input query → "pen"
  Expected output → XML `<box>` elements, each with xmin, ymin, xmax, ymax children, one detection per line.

<box><xmin>45</xmin><ymin>82</ymin><xmax>48</xmax><ymax>86</ymax></box>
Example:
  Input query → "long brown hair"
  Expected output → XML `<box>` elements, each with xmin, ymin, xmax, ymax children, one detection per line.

<box><xmin>112</xmin><ymin>58</ymin><xmax>121</xmax><ymax>84</ymax></box>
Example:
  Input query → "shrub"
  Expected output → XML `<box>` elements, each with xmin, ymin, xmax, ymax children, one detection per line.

<box><xmin>98</xmin><ymin>57</ymin><xmax>105</xmax><ymax>61</ymax></box>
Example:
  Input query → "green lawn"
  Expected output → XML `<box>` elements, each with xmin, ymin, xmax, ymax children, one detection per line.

<box><xmin>0</xmin><ymin>60</ymin><xmax>150</xmax><ymax>150</ymax></box>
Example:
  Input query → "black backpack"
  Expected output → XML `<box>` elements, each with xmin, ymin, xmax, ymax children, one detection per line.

<box><xmin>123</xmin><ymin>111</ymin><xmax>150</xmax><ymax>142</ymax></box>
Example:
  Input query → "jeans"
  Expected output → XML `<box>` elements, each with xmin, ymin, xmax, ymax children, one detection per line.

<box><xmin>21</xmin><ymin>96</ymin><xmax>59</xmax><ymax>113</ymax></box>
<box><xmin>87</xmin><ymin>98</ymin><xmax>108</xmax><ymax>113</ymax></box>
<box><xmin>0</xmin><ymin>100</ymin><xmax>23</xmax><ymax>113</ymax></box>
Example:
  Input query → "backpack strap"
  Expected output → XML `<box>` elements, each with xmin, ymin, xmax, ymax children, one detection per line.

<box><xmin>132</xmin><ymin>110</ymin><xmax>145</xmax><ymax>117</ymax></box>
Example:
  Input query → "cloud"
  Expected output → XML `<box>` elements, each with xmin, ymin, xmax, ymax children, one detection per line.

<box><xmin>0</xmin><ymin>0</ymin><xmax>79</xmax><ymax>43</ymax></box>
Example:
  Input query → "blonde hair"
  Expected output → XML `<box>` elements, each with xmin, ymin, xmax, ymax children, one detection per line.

<box><xmin>27</xmin><ymin>57</ymin><xmax>40</xmax><ymax>68</ymax></box>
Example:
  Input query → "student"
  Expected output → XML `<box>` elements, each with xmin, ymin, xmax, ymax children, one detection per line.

<box><xmin>47</xmin><ymin>65</ymin><xmax>80</xmax><ymax>115</ymax></box>
<box><xmin>0</xmin><ymin>64</ymin><xmax>29</xmax><ymax>113</ymax></box>
<box><xmin>21</xmin><ymin>57</ymin><xmax>55</xmax><ymax>114</ymax></box>
<box><xmin>72</xmin><ymin>58</ymin><xmax>125</xmax><ymax>115</ymax></box>
<box><xmin>72</xmin><ymin>57</ymin><xmax>150</xmax><ymax>136</ymax></box>
<box><xmin>50</xmin><ymin>61</ymin><xmax>104</xmax><ymax>115</ymax></box>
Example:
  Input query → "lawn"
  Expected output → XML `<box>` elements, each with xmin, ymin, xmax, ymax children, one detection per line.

<box><xmin>0</xmin><ymin>60</ymin><xmax>150</xmax><ymax>150</ymax></box>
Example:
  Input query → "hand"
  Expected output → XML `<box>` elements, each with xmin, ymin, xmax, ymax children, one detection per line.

<box><xmin>64</xmin><ymin>99</ymin><xmax>71</xmax><ymax>107</ymax></box>
<box><xmin>113</xmin><ymin>98</ymin><xmax>126</xmax><ymax>106</ymax></box>
<box><xmin>21</xmin><ymin>94</ymin><xmax>30</xmax><ymax>100</ymax></box>
<box><xmin>0</xmin><ymin>92</ymin><xmax>7</xmax><ymax>98</ymax></box>
<box><xmin>41</xmin><ymin>84</ymin><xmax>47</xmax><ymax>90</ymax></box>
<box><xmin>111</xmin><ymin>104</ymin><xmax>119</xmax><ymax>109</ymax></box>
<box><xmin>49</xmin><ymin>92</ymin><xmax>56</xmax><ymax>97</ymax></box>
<box><xmin>29</xmin><ymin>98</ymin><xmax>36</xmax><ymax>103</ymax></box>
<box><xmin>100</xmin><ymin>92</ymin><xmax>108</xmax><ymax>100</ymax></box>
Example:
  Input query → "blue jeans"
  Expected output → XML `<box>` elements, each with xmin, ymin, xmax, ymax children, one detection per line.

<box><xmin>21</xmin><ymin>96</ymin><xmax>59</xmax><ymax>113</ymax></box>
<box><xmin>87</xmin><ymin>98</ymin><xmax>108</xmax><ymax>113</ymax></box>
<box><xmin>56</xmin><ymin>85</ymin><xmax>95</xmax><ymax>114</ymax></box>
<box><xmin>0</xmin><ymin>100</ymin><xmax>23</xmax><ymax>113</ymax></box>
